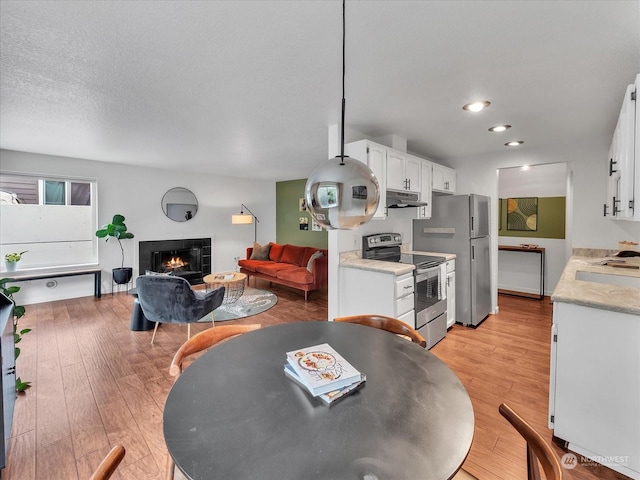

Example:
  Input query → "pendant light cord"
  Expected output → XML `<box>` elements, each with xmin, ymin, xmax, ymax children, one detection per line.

<box><xmin>339</xmin><ymin>0</ymin><xmax>346</xmax><ymax>165</ymax></box>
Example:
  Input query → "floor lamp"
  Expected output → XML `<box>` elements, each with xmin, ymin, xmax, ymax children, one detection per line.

<box><xmin>232</xmin><ymin>204</ymin><xmax>259</xmax><ymax>242</ymax></box>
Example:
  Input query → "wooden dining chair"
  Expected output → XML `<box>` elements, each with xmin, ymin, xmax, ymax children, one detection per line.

<box><xmin>499</xmin><ymin>402</ymin><xmax>564</xmax><ymax>480</ymax></box>
<box><xmin>453</xmin><ymin>403</ymin><xmax>564</xmax><ymax>480</ymax></box>
<box><xmin>89</xmin><ymin>444</ymin><xmax>125</xmax><ymax>480</ymax></box>
<box><xmin>334</xmin><ymin>314</ymin><xmax>427</xmax><ymax>348</ymax></box>
<box><xmin>164</xmin><ymin>324</ymin><xmax>261</xmax><ymax>480</ymax></box>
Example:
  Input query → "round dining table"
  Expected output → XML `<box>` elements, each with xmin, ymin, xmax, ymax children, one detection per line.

<box><xmin>163</xmin><ymin>321</ymin><xmax>474</xmax><ymax>480</ymax></box>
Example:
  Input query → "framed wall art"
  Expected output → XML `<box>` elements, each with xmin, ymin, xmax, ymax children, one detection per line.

<box><xmin>507</xmin><ymin>197</ymin><xmax>538</xmax><ymax>231</ymax></box>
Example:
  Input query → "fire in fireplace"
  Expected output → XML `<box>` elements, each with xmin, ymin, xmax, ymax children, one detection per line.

<box><xmin>138</xmin><ymin>238</ymin><xmax>212</xmax><ymax>285</ymax></box>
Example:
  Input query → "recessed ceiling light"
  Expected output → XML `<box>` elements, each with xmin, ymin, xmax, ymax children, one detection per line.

<box><xmin>462</xmin><ymin>101</ymin><xmax>491</xmax><ymax>112</ymax></box>
<box><xmin>505</xmin><ymin>141</ymin><xmax>524</xmax><ymax>147</ymax></box>
<box><xmin>489</xmin><ymin>125</ymin><xmax>511</xmax><ymax>132</ymax></box>
<box><xmin>521</xmin><ymin>165</ymin><xmax>530</xmax><ymax>171</ymax></box>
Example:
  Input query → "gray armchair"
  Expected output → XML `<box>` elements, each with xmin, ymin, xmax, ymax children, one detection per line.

<box><xmin>135</xmin><ymin>275</ymin><xmax>225</xmax><ymax>344</ymax></box>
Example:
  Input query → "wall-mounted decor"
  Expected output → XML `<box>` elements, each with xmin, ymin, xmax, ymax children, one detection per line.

<box><xmin>507</xmin><ymin>197</ymin><xmax>538</xmax><ymax>231</ymax></box>
<box><xmin>299</xmin><ymin>217</ymin><xmax>309</xmax><ymax>230</ymax></box>
<box><xmin>299</xmin><ymin>198</ymin><xmax>307</xmax><ymax>212</ymax></box>
<box><xmin>162</xmin><ymin>187</ymin><xmax>198</xmax><ymax>222</ymax></box>
<box><xmin>312</xmin><ymin>219</ymin><xmax>322</xmax><ymax>232</ymax></box>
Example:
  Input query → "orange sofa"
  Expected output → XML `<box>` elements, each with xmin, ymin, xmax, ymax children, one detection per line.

<box><xmin>238</xmin><ymin>243</ymin><xmax>328</xmax><ymax>300</ymax></box>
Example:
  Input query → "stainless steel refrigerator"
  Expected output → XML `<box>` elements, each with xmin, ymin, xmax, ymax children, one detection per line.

<box><xmin>413</xmin><ymin>194</ymin><xmax>491</xmax><ymax>327</ymax></box>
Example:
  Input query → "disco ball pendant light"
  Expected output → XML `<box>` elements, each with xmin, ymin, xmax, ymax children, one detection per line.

<box><xmin>304</xmin><ymin>0</ymin><xmax>380</xmax><ymax>230</ymax></box>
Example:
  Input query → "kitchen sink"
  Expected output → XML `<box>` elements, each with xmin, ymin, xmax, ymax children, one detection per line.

<box><xmin>575</xmin><ymin>270</ymin><xmax>640</xmax><ymax>288</ymax></box>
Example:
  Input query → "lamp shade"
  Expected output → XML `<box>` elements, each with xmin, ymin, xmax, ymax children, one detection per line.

<box><xmin>304</xmin><ymin>156</ymin><xmax>380</xmax><ymax>230</ymax></box>
<box><xmin>232</xmin><ymin>213</ymin><xmax>253</xmax><ymax>224</ymax></box>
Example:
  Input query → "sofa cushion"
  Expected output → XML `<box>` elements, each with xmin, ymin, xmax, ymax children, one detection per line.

<box><xmin>255</xmin><ymin>262</ymin><xmax>298</xmax><ymax>276</ymax></box>
<box><xmin>280</xmin><ymin>244</ymin><xmax>306</xmax><ymax>266</ymax></box>
<box><xmin>276</xmin><ymin>267</ymin><xmax>314</xmax><ymax>285</ymax></box>
<box><xmin>306</xmin><ymin>250</ymin><xmax>324</xmax><ymax>272</ymax></box>
<box><xmin>269</xmin><ymin>243</ymin><xmax>285</xmax><ymax>262</ymax></box>
<box><xmin>250</xmin><ymin>242</ymin><xmax>270</xmax><ymax>260</ymax></box>
<box><xmin>238</xmin><ymin>259</ymin><xmax>271</xmax><ymax>272</ymax></box>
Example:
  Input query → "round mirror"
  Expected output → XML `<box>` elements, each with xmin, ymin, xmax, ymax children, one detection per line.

<box><xmin>161</xmin><ymin>187</ymin><xmax>198</xmax><ymax>222</ymax></box>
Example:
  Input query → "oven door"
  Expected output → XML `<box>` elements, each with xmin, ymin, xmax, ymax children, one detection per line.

<box><xmin>414</xmin><ymin>264</ymin><xmax>447</xmax><ymax>330</ymax></box>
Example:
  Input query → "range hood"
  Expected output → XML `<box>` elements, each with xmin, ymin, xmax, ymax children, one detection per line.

<box><xmin>386</xmin><ymin>190</ymin><xmax>428</xmax><ymax>208</ymax></box>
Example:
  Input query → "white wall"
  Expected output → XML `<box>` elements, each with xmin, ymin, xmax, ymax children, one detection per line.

<box><xmin>448</xmin><ymin>134</ymin><xmax>640</xmax><ymax>311</ymax></box>
<box><xmin>1</xmin><ymin>149</ymin><xmax>275</xmax><ymax>305</ymax></box>
<box><xmin>498</xmin><ymin>163</ymin><xmax>567</xmax><ymax>296</ymax></box>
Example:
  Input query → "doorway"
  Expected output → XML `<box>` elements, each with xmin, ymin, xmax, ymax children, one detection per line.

<box><xmin>497</xmin><ymin>163</ymin><xmax>571</xmax><ymax>298</ymax></box>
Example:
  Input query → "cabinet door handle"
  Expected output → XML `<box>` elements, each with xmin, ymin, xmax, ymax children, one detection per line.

<box><xmin>613</xmin><ymin>196</ymin><xmax>620</xmax><ymax>215</ymax></box>
<box><xmin>407</xmin><ymin>178</ymin><xmax>411</xmax><ymax>190</ymax></box>
<box><xmin>609</xmin><ymin>158</ymin><xmax>617</xmax><ymax>176</ymax></box>
<box><xmin>603</xmin><ymin>203</ymin><xmax>609</xmax><ymax>216</ymax></box>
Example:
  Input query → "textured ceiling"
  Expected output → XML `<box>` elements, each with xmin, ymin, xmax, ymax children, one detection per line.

<box><xmin>1</xmin><ymin>0</ymin><xmax>639</xmax><ymax>181</ymax></box>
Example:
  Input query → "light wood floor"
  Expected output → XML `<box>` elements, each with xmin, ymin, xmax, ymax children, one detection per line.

<box><xmin>3</xmin><ymin>283</ymin><xmax>629</xmax><ymax>480</ymax></box>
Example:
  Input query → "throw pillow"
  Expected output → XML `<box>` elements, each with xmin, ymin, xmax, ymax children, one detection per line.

<box><xmin>145</xmin><ymin>270</ymin><xmax>173</xmax><ymax>276</ymax></box>
<box><xmin>250</xmin><ymin>242</ymin><xmax>271</xmax><ymax>260</ymax></box>
<box><xmin>306</xmin><ymin>250</ymin><xmax>324</xmax><ymax>272</ymax></box>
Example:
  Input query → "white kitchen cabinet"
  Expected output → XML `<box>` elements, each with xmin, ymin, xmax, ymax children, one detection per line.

<box><xmin>387</xmin><ymin>151</ymin><xmax>420</xmax><ymax>193</ymax></box>
<box><xmin>549</xmin><ymin>301</ymin><xmax>640</xmax><ymax>479</ymax></box>
<box><xmin>445</xmin><ymin>260</ymin><xmax>455</xmax><ymax>328</ymax></box>
<box><xmin>606</xmin><ymin>82</ymin><xmax>636</xmax><ymax>218</ymax></box>
<box><xmin>417</xmin><ymin>159</ymin><xmax>432</xmax><ymax>218</ymax></box>
<box><xmin>432</xmin><ymin>164</ymin><xmax>456</xmax><ymax>194</ymax></box>
<box><xmin>339</xmin><ymin>268</ymin><xmax>416</xmax><ymax>329</ymax></box>
<box><xmin>605</xmin><ymin>74</ymin><xmax>638</xmax><ymax>221</ymax></box>
<box><xmin>345</xmin><ymin>140</ymin><xmax>387</xmax><ymax>219</ymax></box>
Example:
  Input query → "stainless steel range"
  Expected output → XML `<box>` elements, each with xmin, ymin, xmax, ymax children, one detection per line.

<box><xmin>362</xmin><ymin>233</ymin><xmax>447</xmax><ymax>349</ymax></box>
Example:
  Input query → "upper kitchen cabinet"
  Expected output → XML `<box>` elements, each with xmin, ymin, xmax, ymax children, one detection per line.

<box><xmin>432</xmin><ymin>163</ymin><xmax>456</xmax><ymax>194</ymax></box>
<box><xmin>387</xmin><ymin>151</ymin><xmax>421</xmax><ymax>193</ymax></box>
<box><xmin>345</xmin><ymin>140</ymin><xmax>387</xmax><ymax>219</ymax></box>
<box><xmin>605</xmin><ymin>74</ymin><xmax>638</xmax><ymax>221</ymax></box>
<box><xmin>416</xmin><ymin>158</ymin><xmax>432</xmax><ymax>219</ymax></box>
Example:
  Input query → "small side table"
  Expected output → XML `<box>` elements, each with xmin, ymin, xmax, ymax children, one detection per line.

<box><xmin>203</xmin><ymin>272</ymin><xmax>247</xmax><ymax>304</ymax></box>
<box><xmin>129</xmin><ymin>288</ymin><xmax>155</xmax><ymax>331</ymax></box>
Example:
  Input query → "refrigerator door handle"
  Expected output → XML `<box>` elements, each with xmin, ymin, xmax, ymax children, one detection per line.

<box><xmin>471</xmin><ymin>245</ymin><xmax>475</xmax><ymax>260</ymax></box>
<box><xmin>471</xmin><ymin>216</ymin><xmax>474</xmax><ymax>234</ymax></box>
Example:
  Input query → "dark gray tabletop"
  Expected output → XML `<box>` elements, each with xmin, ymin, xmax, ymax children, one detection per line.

<box><xmin>163</xmin><ymin>321</ymin><xmax>474</xmax><ymax>480</ymax></box>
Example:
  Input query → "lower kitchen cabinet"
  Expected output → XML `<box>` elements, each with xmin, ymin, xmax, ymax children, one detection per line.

<box><xmin>549</xmin><ymin>301</ymin><xmax>640</xmax><ymax>479</ymax></box>
<box><xmin>339</xmin><ymin>268</ymin><xmax>415</xmax><ymax>329</ymax></box>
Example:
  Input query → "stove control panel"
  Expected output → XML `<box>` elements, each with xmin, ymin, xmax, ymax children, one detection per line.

<box><xmin>363</xmin><ymin>233</ymin><xmax>403</xmax><ymax>250</ymax></box>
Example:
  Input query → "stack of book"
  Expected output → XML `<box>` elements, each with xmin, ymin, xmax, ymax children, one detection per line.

<box><xmin>284</xmin><ymin>343</ymin><xmax>366</xmax><ymax>405</ymax></box>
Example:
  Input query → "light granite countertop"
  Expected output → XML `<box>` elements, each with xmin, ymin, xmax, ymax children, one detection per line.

<box><xmin>339</xmin><ymin>249</ymin><xmax>456</xmax><ymax>275</ymax></box>
<box><xmin>402</xmin><ymin>249</ymin><xmax>457</xmax><ymax>261</ymax></box>
<box><xmin>551</xmin><ymin>253</ymin><xmax>640</xmax><ymax>315</ymax></box>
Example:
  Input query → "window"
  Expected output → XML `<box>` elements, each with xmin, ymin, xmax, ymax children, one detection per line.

<box><xmin>0</xmin><ymin>173</ymin><xmax>98</xmax><ymax>269</ymax></box>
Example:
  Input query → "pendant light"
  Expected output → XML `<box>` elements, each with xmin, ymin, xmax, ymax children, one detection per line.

<box><xmin>304</xmin><ymin>0</ymin><xmax>380</xmax><ymax>230</ymax></box>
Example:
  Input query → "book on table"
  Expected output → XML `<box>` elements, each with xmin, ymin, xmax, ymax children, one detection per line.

<box><xmin>284</xmin><ymin>363</ymin><xmax>366</xmax><ymax>405</ymax></box>
<box><xmin>213</xmin><ymin>274</ymin><xmax>234</xmax><ymax>280</ymax></box>
<box><xmin>284</xmin><ymin>343</ymin><xmax>364</xmax><ymax>397</ymax></box>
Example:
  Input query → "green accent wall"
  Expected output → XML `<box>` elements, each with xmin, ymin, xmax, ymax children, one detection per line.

<box><xmin>498</xmin><ymin>196</ymin><xmax>565</xmax><ymax>239</ymax></box>
<box><xmin>276</xmin><ymin>179</ymin><xmax>328</xmax><ymax>249</ymax></box>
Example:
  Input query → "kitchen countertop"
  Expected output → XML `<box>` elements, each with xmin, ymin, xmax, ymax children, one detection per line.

<box><xmin>551</xmin><ymin>253</ymin><xmax>640</xmax><ymax>315</ymax></box>
<box><xmin>403</xmin><ymin>249</ymin><xmax>457</xmax><ymax>261</ymax></box>
<box><xmin>339</xmin><ymin>249</ymin><xmax>456</xmax><ymax>275</ymax></box>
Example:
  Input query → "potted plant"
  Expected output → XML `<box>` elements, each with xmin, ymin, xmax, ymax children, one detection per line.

<box><xmin>0</xmin><ymin>278</ymin><xmax>31</xmax><ymax>392</ymax></box>
<box><xmin>4</xmin><ymin>251</ymin><xmax>28</xmax><ymax>272</ymax></box>
<box><xmin>96</xmin><ymin>214</ymin><xmax>135</xmax><ymax>284</ymax></box>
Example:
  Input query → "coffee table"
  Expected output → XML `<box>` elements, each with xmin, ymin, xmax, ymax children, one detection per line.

<box><xmin>203</xmin><ymin>272</ymin><xmax>247</xmax><ymax>304</ymax></box>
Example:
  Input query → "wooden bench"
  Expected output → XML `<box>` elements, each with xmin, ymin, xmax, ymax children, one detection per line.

<box><xmin>5</xmin><ymin>268</ymin><xmax>102</xmax><ymax>298</ymax></box>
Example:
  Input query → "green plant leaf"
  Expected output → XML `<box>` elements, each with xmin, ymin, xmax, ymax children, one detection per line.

<box><xmin>15</xmin><ymin>346</ymin><xmax>20</xmax><ymax>359</ymax></box>
<box><xmin>15</xmin><ymin>377</ymin><xmax>31</xmax><ymax>392</ymax></box>
<box><xmin>20</xmin><ymin>328</ymin><xmax>32</xmax><ymax>335</ymax></box>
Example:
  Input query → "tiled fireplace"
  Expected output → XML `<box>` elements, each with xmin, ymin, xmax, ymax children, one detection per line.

<box><xmin>139</xmin><ymin>238</ymin><xmax>211</xmax><ymax>285</ymax></box>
